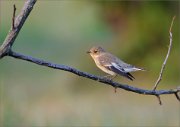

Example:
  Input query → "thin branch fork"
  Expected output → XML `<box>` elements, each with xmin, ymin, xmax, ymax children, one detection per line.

<box><xmin>0</xmin><ymin>0</ymin><xmax>179</xmax><ymax>105</ymax></box>
<box><xmin>152</xmin><ymin>16</ymin><xmax>176</xmax><ymax>104</ymax></box>
<box><xmin>0</xmin><ymin>0</ymin><xmax>37</xmax><ymax>58</ymax></box>
<box><xmin>153</xmin><ymin>16</ymin><xmax>176</xmax><ymax>91</ymax></box>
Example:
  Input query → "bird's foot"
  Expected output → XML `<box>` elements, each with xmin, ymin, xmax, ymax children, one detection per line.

<box><xmin>103</xmin><ymin>75</ymin><xmax>112</xmax><ymax>79</ymax></box>
<box><xmin>103</xmin><ymin>74</ymin><xmax>117</xmax><ymax>81</ymax></box>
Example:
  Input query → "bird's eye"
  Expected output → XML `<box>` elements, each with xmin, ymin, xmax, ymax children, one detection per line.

<box><xmin>94</xmin><ymin>50</ymin><xmax>98</xmax><ymax>53</ymax></box>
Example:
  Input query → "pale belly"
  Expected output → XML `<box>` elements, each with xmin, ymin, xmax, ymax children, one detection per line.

<box><xmin>94</xmin><ymin>59</ymin><xmax>116</xmax><ymax>75</ymax></box>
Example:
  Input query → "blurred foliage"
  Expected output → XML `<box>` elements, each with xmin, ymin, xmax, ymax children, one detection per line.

<box><xmin>0</xmin><ymin>1</ymin><xmax>180</xmax><ymax>127</ymax></box>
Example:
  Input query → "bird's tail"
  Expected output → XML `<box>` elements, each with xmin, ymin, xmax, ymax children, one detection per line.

<box><xmin>126</xmin><ymin>72</ymin><xmax>135</xmax><ymax>81</ymax></box>
<box><xmin>124</xmin><ymin>66</ymin><xmax>146</xmax><ymax>72</ymax></box>
<box><xmin>137</xmin><ymin>67</ymin><xmax>146</xmax><ymax>71</ymax></box>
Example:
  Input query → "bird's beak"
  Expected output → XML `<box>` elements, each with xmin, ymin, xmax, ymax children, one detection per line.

<box><xmin>86</xmin><ymin>51</ymin><xmax>91</xmax><ymax>54</ymax></box>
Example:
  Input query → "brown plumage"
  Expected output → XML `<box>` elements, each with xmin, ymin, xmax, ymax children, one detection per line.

<box><xmin>87</xmin><ymin>46</ymin><xmax>145</xmax><ymax>80</ymax></box>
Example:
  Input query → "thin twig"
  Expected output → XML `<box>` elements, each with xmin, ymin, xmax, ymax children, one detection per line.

<box><xmin>12</xmin><ymin>4</ymin><xmax>16</xmax><ymax>29</ymax></box>
<box><xmin>174</xmin><ymin>93</ymin><xmax>180</xmax><ymax>102</ymax></box>
<box><xmin>156</xmin><ymin>95</ymin><xmax>162</xmax><ymax>105</ymax></box>
<box><xmin>153</xmin><ymin>16</ymin><xmax>176</xmax><ymax>90</ymax></box>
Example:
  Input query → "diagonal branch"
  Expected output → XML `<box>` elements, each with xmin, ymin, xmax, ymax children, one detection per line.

<box><xmin>8</xmin><ymin>50</ymin><xmax>180</xmax><ymax>97</ymax></box>
<box><xmin>0</xmin><ymin>0</ymin><xmax>37</xmax><ymax>58</ymax></box>
<box><xmin>153</xmin><ymin>16</ymin><xmax>176</xmax><ymax>90</ymax></box>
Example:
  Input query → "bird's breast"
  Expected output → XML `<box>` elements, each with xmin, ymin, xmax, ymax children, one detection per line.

<box><xmin>93</xmin><ymin>57</ymin><xmax>115</xmax><ymax>75</ymax></box>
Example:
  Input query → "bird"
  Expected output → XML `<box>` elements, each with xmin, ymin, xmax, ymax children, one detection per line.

<box><xmin>87</xmin><ymin>46</ymin><xmax>145</xmax><ymax>81</ymax></box>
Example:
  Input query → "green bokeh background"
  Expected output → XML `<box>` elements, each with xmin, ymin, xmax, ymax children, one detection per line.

<box><xmin>0</xmin><ymin>1</ymin><xmax>179</xmax><ymax>126</ymax></box>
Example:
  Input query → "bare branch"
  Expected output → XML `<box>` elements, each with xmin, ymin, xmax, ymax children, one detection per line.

<box><xmin>0</xmin><ymin>0</ymin><xmax>37</xmax><ymax>58</ymax></box>
<box><xmin>12</xmin><ymin>4</ymin><xmax>16</xmax><ymax>30</ymax></box>
<box><xmin>153</xmin><ymin>16</ymin><xmax>176</xmax><ymax>90</ymax></box>
<box><xmin>7</xmin><ymin>50</ymin><xmax>180</xmax><ymax>98</ymax></box>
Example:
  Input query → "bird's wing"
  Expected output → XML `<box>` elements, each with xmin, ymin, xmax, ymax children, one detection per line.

<box><xmin>98</xmin><ymin>54</ymin><xmax>135</xmax><ymax>80</ymax></box>
<box><xmin>115</xmin><ymin>57</ymin><xmax>145</xmax><ymax>72</ymax></box>
<box><xmin>105</xmin><ymin>62</ymin><xmax>135</xmax><ymax>81</ymax></box>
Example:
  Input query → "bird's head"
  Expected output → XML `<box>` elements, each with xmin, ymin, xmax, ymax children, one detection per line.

<box><xmin>87</xmin><ymin>46</ymin><xmax>106</xmax><ymax>57</ymax></box>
